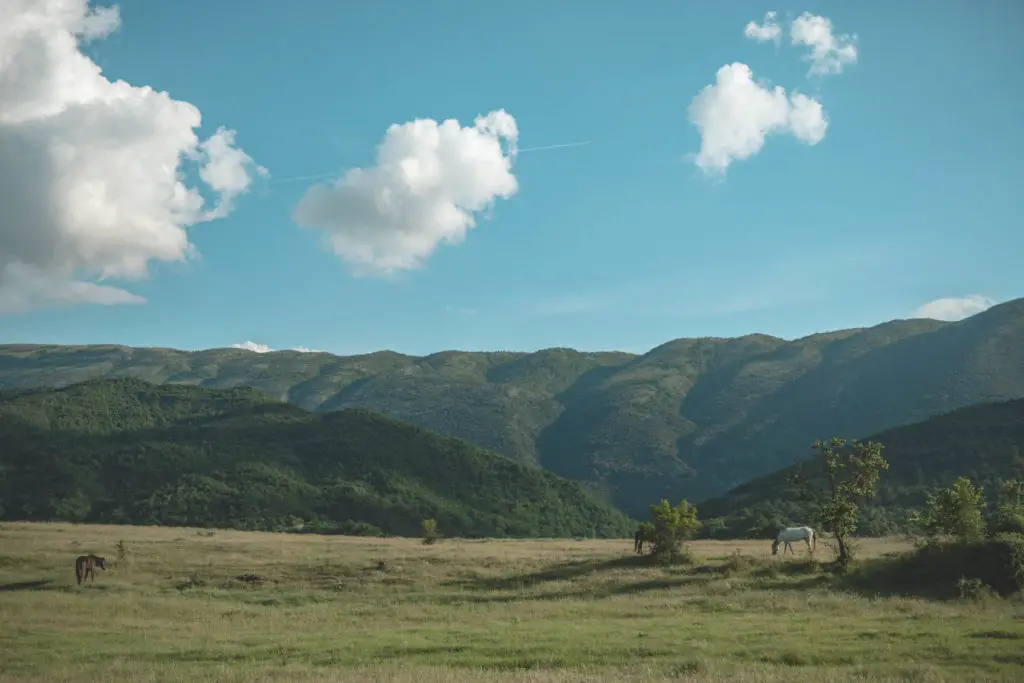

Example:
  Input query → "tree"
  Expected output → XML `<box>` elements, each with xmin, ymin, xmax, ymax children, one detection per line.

<box><xmin>646</xmin><ymin>499</ymin><xmax>701</xmax><ymax>564</ymax></box>
<box><xmin>420</xmin><ymin>518</ymin><xmax>439</xmax><ymax>545</ymax></box>
<box><xmin>789</xmin><ymin>438</ymin><xmax>889</xmax><ymax>569</ymax></box>
<box><xmin>988</xmin><ymin>479</ymin><xmax>1024</xmax><ymax>536</ymax></box>
<box><xmin>909</xmin><ymin>476</ymin><xmax>986</xmax><ymax>542</ymax></box>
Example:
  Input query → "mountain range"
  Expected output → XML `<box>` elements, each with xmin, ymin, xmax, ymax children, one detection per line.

<box><xmin>2</xmin><ymin>297</ymin><xmax>1022</xmax><ymax>517</ymax></box>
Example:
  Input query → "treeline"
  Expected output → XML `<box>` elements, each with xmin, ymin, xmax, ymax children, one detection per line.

<box><xmin>0</xmin><ymin>379</ymin><xmax>635</xmax><ymax>539</ymax></box>
<box><xmin>696</xmin><ymin>397</ymin><xmax>1024</xmax><ymax>539</ymax></box>
<box><xmin>635</xmin><ymin>437</ymin><xmax>1024</xmax><ymax>595</ymax></box>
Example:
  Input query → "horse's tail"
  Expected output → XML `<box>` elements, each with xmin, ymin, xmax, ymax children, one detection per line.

<box><xmin>74</xmin><ymin>557</ymin><xmax>83</xmax><ymax>585</ymax></box>
<box><xmin>811</xmin><ymin>528</ymin><xmax>817</xmax><ymax>552</ymax></box>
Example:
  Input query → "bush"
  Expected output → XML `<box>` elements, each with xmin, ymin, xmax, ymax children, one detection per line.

<box><xmin>909</xmin><ymin>477</ymin><xmax>986</xmax><ymax>542</ymax></box>
<box><xmin>421</xmin><ymin>518</ymin><xmax>439</xmax><ymax>545</ymax></box>
<box><xmin>858</xmin><ymin>533</ymin><xmax>1024</xmax><ymax>598</ymax></box>
<box><xmin>647</xmin><ymin>499</ymin><xmax>701</xmax><ymax>564</ymax></box>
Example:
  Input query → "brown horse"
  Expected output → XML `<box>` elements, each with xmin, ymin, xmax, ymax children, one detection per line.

<box><xmin>75</xmin><ymin>554</ymin><xmax>106</xmax><ymax>586</ymax></box>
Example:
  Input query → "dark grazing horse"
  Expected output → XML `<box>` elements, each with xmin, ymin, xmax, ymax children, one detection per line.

<box><xmin>634</xmin><ymin>525</ymin><xmax>655</xmax><ymax>554</ymax></box>
<box><xmin>75</xmin><ymin>554</ymin><xmax>106</xmax><ymax>586</ymax></box>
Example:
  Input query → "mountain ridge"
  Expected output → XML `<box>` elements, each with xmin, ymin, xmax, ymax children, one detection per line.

<box><xmin>2</xmin><ymin>297</ymin><xmax>1022</xmax><ymax>516</ymax></box>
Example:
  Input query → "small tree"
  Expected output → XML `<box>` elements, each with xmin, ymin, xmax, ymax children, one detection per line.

<box><xmin>910</xmin><ymin>477</ymin><xmax>986</xmax><ymax>542</ymax></box>
<box><xmin>987</xmin><ymin>479</ymin><xmax>1024</xmax><ymax>536</ymax></box>
<box><xmin>647</xmin><ymin>499</ymin><xmax>701</xmax><ymax>564</ymax></box>
<box><xmin>789</xmin><ymin>438</ymin><xmax>889</xmax><ymax>569</ymax></box>
<box><xmin>114</xmin><ymin>539</ymin><xmax>130</xmax><ymax>576</ymax></box>
<box><xmin>420</xmin><ymin>518</ymin><xmax>439</xmax><ymax>545</ymax></box>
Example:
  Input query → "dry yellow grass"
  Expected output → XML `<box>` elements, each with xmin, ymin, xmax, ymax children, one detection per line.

<box><xmin>1</xmin><ymin>522</ymin><xmax>1022</xmax><ymax>682</ymax></box>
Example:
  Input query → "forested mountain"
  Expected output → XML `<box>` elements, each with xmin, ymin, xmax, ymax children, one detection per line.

<box><xmin>698</xmin><ymin>398</ymin><xmax>1024</xmax><ymax>537</ymax></box>
<box><xmin>2</xmin><ymin>297</ymin><xmax>1022</xmax><ymax>516</ymax></box>
<box><xmin>0</xmin><ymin>379</ymin><xmax>634</xmax><ymax>538</ymax></box>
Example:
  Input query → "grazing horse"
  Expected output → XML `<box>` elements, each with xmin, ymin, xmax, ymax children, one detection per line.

<box><xmin>771</xmin><ymin>526</ymin><xmax>816</xmax><ymax>556</ymax></box>
<box><xmin>634</xmin><ymin>525</ymin><xmax>655</xmax><ymax>554</ymax></box>
<box><xmin>75</xmin><ymin>554</ymin><xmax>106</xmax><ymax>586</ymax></box>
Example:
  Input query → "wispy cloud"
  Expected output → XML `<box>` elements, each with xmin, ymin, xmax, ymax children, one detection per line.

<box><xmin>521</xmin><ymin>244</ymin><xmax>901</xmax><ymax>321</ymax></box>
<box><xmin>266</xmin><ymin>140</ymin><xmax>591</xmax><ymax>186</ymax></box>
<box><xmin>443</xmin><ymin>305</ymin><xmax>477</xmax><ymax>315</ymax></box>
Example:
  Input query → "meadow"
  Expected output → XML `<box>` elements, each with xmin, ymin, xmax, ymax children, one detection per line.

<box><xmin>1</xmin><ymin>523</ymin><xmax>1022</xmax><ymax>682</ymax></box>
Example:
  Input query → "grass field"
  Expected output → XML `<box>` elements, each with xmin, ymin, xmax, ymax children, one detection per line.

<box><xmin>1</xmin><ymin>523</ymin><xmax>1022</xmax><ymax>682</ymax></box>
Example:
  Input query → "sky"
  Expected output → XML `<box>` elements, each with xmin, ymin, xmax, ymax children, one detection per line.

<box><xmin>1</xmin><ymin>0</ymin><xmax>1021</xmax><ymax>356</ymax></box>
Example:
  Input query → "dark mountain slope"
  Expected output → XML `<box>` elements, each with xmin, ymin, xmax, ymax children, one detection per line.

<box><xmin>699</xmin><ymin>397</ymin><xmax>1024</xmax><ymax>537</ymax></box>
<box><xmin>0</xmin><ymin>379</ymin><xmax>635</xmax><ymax>538</ymax></box>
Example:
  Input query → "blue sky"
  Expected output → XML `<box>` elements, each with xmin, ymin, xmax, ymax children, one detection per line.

<box><xmin>1</xmin><ymin>0</ymin><xmax>1021</xmax><ymax>356</ymax></box>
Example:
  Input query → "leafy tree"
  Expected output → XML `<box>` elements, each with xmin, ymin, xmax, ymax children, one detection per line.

<box><xmin>790</xmin><ymin>438</ymin><xmax>889</xmax><ymax>569</ymax></box>
<box><xmin>987</xmin><ymin>479</ymin><xmax>1024</xmax><ymax>536</ymax></box>
<box><xmin>646</xmin><ymin>499</ymin><xmax>701</xmax><ymax>564</ymax></box>
<box><xmin>909</xmin><ymin>476</ymin><xmax>986</xmax><ymax>542</ymax></box>
<box><xmin>421</xmin><ymin>518</ymin><xmax>439</xmax><ymax>545</ymax></box>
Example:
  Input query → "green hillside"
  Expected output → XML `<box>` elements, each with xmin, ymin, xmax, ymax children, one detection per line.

<box><xmin>698</xmin><ymin>398</ymin><xmax>1024</xmax><ymax>537</ymax></box>
<box><xmin>0</xmin><ymin>379</ymin><xmax>635</xmax><ymax>538</ymax></box>
<box><xmin>2</xmin><ymin>297</ymin><xmax>1023</xmax><ymax>516</ymax></box>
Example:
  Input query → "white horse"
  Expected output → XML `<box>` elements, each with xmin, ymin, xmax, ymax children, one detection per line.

<box><xmin>771</xmin><ymin>526</ymin><xmax>816</xmax><ymax>556</ymax></box>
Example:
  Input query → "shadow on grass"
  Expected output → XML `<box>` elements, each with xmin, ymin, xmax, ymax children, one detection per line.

<box><xmin>0</xmin><ymin>579</ymin><xmax>55</xmax><ymax>591</ymax></box>
<box><xmin>444</xmin><ymin>554</ymin><xmax>651</xmax><ymax>591</ymax></box>
<box><xmin>442</xmin><ymin>573</ymin><xmax>705</xmax><ymax>604</ymax></box>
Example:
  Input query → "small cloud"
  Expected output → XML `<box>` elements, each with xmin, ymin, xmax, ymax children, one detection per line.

<box><xmin>229</xmin><ymin>342</ymin><xmax>322</xmax><ymax>353</ymax></box>
<box><xmin>688</xmin><ymin>63</ymin><xmax>827</xmax><ymax>175</ymax></box>
<box><xmin>231</xmin><ymin>341</ymin><xmax>273</xmax><ymax>353</ymax></box>
<box><xmin>744</xmin><ymin>11</ymin><xmax>782</xmax><ymax>44</ymax></box>
<box><xmin>790</xmin><ymin>12</ymin><xmax>858</xmax><ymax>77</ymax></box>
<box><xmin>911</xmin><ymin>295</ymin><xmax>996</xmax><ymax>322</ymax></box>
<box><xmin>292</xmin><ymin>110</ymin><xmax>519</xmax><ymax>277</ymax></box>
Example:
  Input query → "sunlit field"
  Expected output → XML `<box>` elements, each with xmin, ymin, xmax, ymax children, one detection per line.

<box><xmin>1</xmin><ymin>522</ymin><xmax>1022</xmax><ymax>682</ymax></box>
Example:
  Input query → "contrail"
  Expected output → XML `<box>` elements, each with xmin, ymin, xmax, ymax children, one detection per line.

<box><xmin>265</xmin><ymin>172</ymin><xmax>339</xmax><ymax>186</ymax></box>
<box><xmin>264</xmin><ymin>140</ymin><xmax>591</xmax><ymax>186</ymax></box>
<box><xmin>517</xmin><ymin>140</ymin><xmax>592</xmax><ymax>153</ymax></box>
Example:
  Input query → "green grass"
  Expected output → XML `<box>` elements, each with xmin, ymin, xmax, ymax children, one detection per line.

<box><xmin>2</xmin><ymin>523</ymin><xmax>1023</xmax><ymax>682</ymax></box>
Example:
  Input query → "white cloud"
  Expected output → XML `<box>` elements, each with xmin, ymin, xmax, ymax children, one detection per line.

<box><xmin>231</xmin><ymin>341</ymin><xmax>274</xmax><ymax>353</ymax></box>
<box><xmin>790</xmin><ymin>12</ymin><xmax>858</xmax><ymax>77</ymax></box>
<box><xmin>911</xmin><ymin>295</ymin><xmax>996</xmax><ymax>322</ymax></box>
<box><xmin>688</xmin><ymin>63</ymin><xmax>828</xmax><ymax>175</ymax></box>
<box><xmin>292</xmin><ymin>110</ymin><xmax>519</xmax><ymax>277</ymax></box>
<box><xmin>230</xmin><ymin>342</ymin><xmax>321</xmax><ymax>353</ymax></box>
<box><xmin>744</xmin><ymin>11</ymin><xmax>782</xmax><ymax>44</ymax></box>
<box><xmin>0</xmin><ymin>1</ymin><xmax>266</xmax><ymax>315</ymax></box>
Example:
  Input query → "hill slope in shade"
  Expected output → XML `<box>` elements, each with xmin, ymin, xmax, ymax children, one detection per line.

<box><xmin>0</xmin><ymin>379</ymin><xmax>635</xmax><ymax>538</ymax></box>
<box><xmin>2</xmin><ymin>297</ymin><xmax>1023</xmax><ymax>516</ymax></box>
<box><xmin>698</xmin><ymin>397</ymin><xmax>1024</xmax><ymax>537</ymax></box>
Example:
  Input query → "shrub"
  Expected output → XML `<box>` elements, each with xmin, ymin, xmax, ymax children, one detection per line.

<box><xmin>858</xmin><ymin>533</ymin><xmax>1024</xmax><ymax>598</ymax></box>
<box><xmin>421</xmin><ymin>518</ymin><xmax>439</xmax><ymax>545</ymax></box>
<box><xmin>909</xmin><ymin>477</ymin><xmax>986</xmax><ymax>542</ymax></box>
<box><xmin>647</xmin><ymin>499</ymin><xmax>701</xmax><ymax>564</ymax></box>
